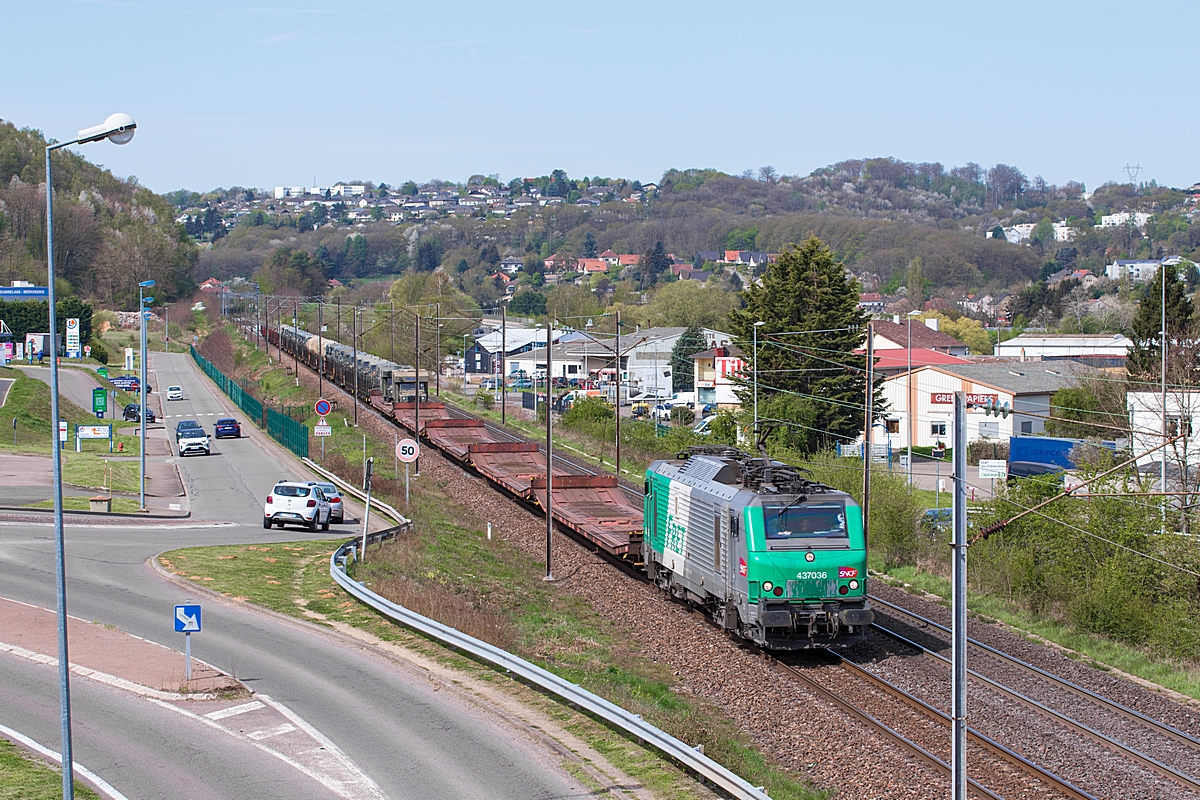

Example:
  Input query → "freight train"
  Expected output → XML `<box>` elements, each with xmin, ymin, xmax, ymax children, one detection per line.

<box><xmin>645</xmin><ymin>446</ymin><xmax>872</xmax><ymax>649</ymax></box>
<box><xmin>262</xmin><ymin>322</ymin><xmax>871</xmax><ymax>649</ymax></box>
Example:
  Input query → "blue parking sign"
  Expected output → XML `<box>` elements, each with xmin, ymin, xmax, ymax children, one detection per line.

<box><xmin>174</xmin><ymin>604</ymin><xmax>201</xmax><ymax>632</ymax></box>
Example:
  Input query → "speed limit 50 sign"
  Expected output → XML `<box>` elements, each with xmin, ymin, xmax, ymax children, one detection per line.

<box><xmin>395</xmin><ymin>438</ymin><xmax>419</xmax><ymax>463</ymax></box>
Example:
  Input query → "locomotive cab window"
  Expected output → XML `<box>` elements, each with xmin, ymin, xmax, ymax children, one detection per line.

<box><xmin>761</xmin><ymin>502</ymin><xmax>847</xmax><ymax>540</ymax></box>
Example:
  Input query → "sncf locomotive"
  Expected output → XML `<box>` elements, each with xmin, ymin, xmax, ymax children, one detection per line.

<box><xmin>645</xmin><ymin>446</ymin><xmax>873</xmax><ymax>649</ymax></box>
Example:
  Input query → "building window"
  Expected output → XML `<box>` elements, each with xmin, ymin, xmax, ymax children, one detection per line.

<box><xmin>886</xmin><ymin>419</ymin><xmax>899</xmax><ymax>434</ymax></box>
<box><xmin>979</xmin><ymin>421</ymin><xmax>999</xmax><ymax>439</ymax></box>
<box><xmin>1167</xmin><ymin>417</ymin><xmax>1193</xmax><ymax>437</ymax></box>
<box><xmin>931</xmin><ymin>421</ymin><xmax>947</xmax><ymax>437</ymax></box>
<box><xmin>1020</xmin><ymin>421</ymin><xmax>1033</xmax><ymax>434</ymax></box>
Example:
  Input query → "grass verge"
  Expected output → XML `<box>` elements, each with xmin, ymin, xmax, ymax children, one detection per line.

<box><xmin>0</xmin><ymin>738</ymin><xmax>100</xmax><ymax>800</ymax></box>
<box><xmin>878</xmin><ymin>564</ymin><xmax>1200</xmax><ymax>700</ymax></box>
<box><xmin>28</xmin><ymin>496</ymin><xmax>142</xmax><ymax>513</ymax></box>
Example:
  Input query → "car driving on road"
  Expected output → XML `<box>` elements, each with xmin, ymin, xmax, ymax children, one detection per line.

<box><xmin>264</xmin><ymin>481</ymin><xmax>331</xmax><ymax>531</ymax></box>
<box><xmin>174</xmin><ymin>420</ymin><xmax>210</xmax><ymax>456</ymax></box>
<box><xmin>213</xmin><ymin>418</ymin><xmax>241</xmax><ymax>439</ymax></box>
<box><xmin>122</xmin><ymin>403</ymin><xmax>155</xmax><ymax>423</ymax></box>
<box><xmin>166</xmin><ymin>385</ymin><xmax>183</xmax><ymax>401</ymax></box>
<box><xmin>307</xmin><ymin>481</ymin><xmax>344</xmax><ymax>523</ymax></box>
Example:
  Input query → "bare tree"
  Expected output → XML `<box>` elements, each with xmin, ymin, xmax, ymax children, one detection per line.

<box><xmin>758</xmin><ymin>165</ymin><xmax>778</xmax><ymax>184</ymax></box>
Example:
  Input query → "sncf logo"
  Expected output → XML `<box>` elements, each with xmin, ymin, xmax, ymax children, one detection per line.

<box><xmin>738</xmin><ymin>558</ymin><xmax>748</xmax><ymax>577</ymax></box>
<box><xmin>838</xmin><ymin>567</ymin><xmax>859</xmax><ymax>579</ymax></box>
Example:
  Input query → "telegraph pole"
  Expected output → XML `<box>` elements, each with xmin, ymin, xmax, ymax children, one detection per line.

<box><xmin>951</xmin><ymin>391</ymin><xmax>968</xmax><ymax>800</ymax></box>
<box><xmin>501</xmin><ymin>306</ymin><xmax>507</xmax><ymax>424</ymax></box>
<box><xmin>352</xmin><ymin>307</ymin><xmax>358</xmax><ymax>426</ymax></box>
<box><xmin>863</xmin><ymin>323</ymin><xmax>874</xmax><ymax>548</ymax></box>
<box><xmin>414</xmin><ymin>311</ymin><xmax>421</xmax><ymax>476</ymax></box>
<box><xmin>317</xmin><ymin>301</ymin><xmax>324</xmax><ymax>401</ymax></box>
<box><xmin>545</xmin><ymin>311</ymin><xmax>554</xmax><ymax>581</ymax></box>
<box><xmin>615</xmin><ymin>308</ymin><xmax>621</xmax><ymax>476</ymax></box>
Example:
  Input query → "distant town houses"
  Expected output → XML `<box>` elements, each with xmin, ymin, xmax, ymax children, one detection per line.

<box><xmin>1099</xmin><ymin>211</ymin><xmax>1152</xmax><ymax>228</ymax></box>
<box><xmin>1104</xmin><ymin>257</ymin><xmax>1178</xmax><ymax>283</ymax></box>
<box><xmin>986</xmin><ymin>220</ymin><xmax>1078</xmax><ymax>244</ymax></box>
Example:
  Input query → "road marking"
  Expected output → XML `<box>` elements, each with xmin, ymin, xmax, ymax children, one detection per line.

<box><xmin>247</xmin><ymin>723</ymin><xmax>296</xmax><ymax>740</ymax></box>
<box><xmin>0</xmin><ymin>722</ymin><xmax>130</xmax><ymax>800</ymax></box>
<box><xmin>0</xmin><ymin>641</ymin><xmax>221</xmax><ymax>700</ymax></box>
<box><xmin>205</xmin><ymin>700</ymin><xmax>265</xmax><ymax>720</ymax></box>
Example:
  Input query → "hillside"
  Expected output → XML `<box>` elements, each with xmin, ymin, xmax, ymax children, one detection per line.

<box><xmin>0</xmin><ymin>119</ymin><xmax>197</xmax><ymax>308</ymax></box>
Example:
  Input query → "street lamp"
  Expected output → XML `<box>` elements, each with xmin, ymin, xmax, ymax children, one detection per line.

<box><xmin>753</xmin><ymin>321</ymin><xmax>766</xmax><ymax>434</ymax></box>
<box><xmin>44</xmin><ymin>112</ymin><xmax>136</xmax><ymax>800</ymax></box>
<box><xmin>906</xmin><ymin>309</ymin><xmax>921</xmax><ymax>486</ymax></box>
<box><xmin>139</xmin><ymin>281</ymin><xmax>155</xmax><ymax>512</ymax></box>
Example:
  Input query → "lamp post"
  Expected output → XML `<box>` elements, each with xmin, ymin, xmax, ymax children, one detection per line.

<box><xmin>462</xmin><ymin>333</ymin><xmax>469</xmax><ymax>389</ymax></box>
<box><xmin>906</xmin><ymin>309</ymin><xmax>920</xmax><ymax>486</ymax></box>
<box><xmin>753</xmin><ymin>321</ymin><xmax>766</xmax><ymax>434</ymax></box>
<box><xmin>138</xmin><ymin>281</ymin><xmax>155</xmax><ymax>512</ymax></box>
<box><xmin>45</xmin><ymin>111</ymin><xmax>136</xmax><ymax>800</ymax></box>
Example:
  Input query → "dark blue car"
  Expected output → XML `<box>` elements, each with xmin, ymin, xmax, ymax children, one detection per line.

<box><xmin>214</xmin><ymin>418</ymin><xmax>241</xmax><ymax>439</ymax></box>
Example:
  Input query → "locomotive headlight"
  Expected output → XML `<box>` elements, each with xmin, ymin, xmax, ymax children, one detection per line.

<box><xmin>805</xmin><ymin>552</ymin><xmax>815</xmax><ymax>563</ymax></box>
<box><xmin>849</xmin><ymin>580</ymin><xmax>859</xmax><ymax>590</ymax></box>
<box><xmin>762</xmin><ymin>581</ymin><xmax>774</xmax><ymax>593</ymax></box>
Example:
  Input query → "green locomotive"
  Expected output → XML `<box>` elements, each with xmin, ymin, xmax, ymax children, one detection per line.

<box><xmin>644</xmin><ymin>446</ymin><xmax>873</xmax><ymax>649</ymax></box>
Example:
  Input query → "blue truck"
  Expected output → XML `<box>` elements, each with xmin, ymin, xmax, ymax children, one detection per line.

<box><xmin>1007</xmin><ymin>436</ymin><xmax>1116</xmax><ymax>479</ymax></box>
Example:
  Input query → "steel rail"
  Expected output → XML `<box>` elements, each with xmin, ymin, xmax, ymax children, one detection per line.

<box><xmin>329</xmin><ymin>537</ymin><xmax>772</xmax><ymax>800</ymax></box>
<box><xmin>825</xmin><ymin>655</ymin><xmax>1097</xmax><ymax>800</ymax></box>
<box><xmin>771</xmin><ymin>660</ymin><xmax>1007</xmax><ymax>800</ymax></box>
<box><xmin>867</xmin><ymin>622</ymin><xmax>1200</xmax><ymax>795</ymax></box>
<box><xmin>871</xmin><ymin>594</ymin><xmax>1200</xmax><ymax>753</ymax></box>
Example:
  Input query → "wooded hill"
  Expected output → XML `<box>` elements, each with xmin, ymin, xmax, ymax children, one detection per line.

<box><xmin>192</xmin><ymin>159</ymin><xmax>1198</xmax><ymax>315</ymax></box>
<box><xmin>0</xmin><ymin>119</ymin><xmax>197</xmax><ymax>309</ymax></box>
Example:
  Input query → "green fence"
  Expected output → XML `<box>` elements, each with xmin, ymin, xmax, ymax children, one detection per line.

<box><xmin>191</xmin><ymin>346</ymin><xmax>308</xmax><ymax>459</ymax></box>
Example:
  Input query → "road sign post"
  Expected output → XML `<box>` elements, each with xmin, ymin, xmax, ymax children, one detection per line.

<box><xmin>174</xmin><ymin>604</ymin><xmax>202</xmax><ymax>682</ymax></box>
<box><xmin>396</xmin><ymin>438</ymin><xmax>419</xmax><ymax>506</ymax></box>
<box><xmin>92</xmin><ymin>387</ymin><xmax>107</xmax><ymax>418</ymax></box>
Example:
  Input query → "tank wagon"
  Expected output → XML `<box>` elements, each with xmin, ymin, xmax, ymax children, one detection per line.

<box><xmin>645</xmin><ymin>446</ymin><xmax>873</xmax><ymax>649</ymax></box>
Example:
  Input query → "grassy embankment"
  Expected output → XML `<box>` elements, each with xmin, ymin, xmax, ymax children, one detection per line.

<box><xmin>0</xmin><ymin>367</ymin><xmax>141</xmax><ymax>494</ymax></box>
<box><xmin>0</xmin><ymin>739</ymin><xmax>101</xmax><ymax>800</ymax></box>
<box><xmin>169</xmin><ymin>330</ymin><xmax>827</xmax><ymax>800</ymax></box>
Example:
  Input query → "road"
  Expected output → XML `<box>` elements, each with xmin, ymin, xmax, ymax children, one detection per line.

<box><xmin>12</xmin><ymin>365</ymin><xmax>108</xmax><ymax>416</ymax></box>
<box><xmin>0</xmin><ymin>351</ymin><xmax>585</xmax><ymax>799</ymax></box>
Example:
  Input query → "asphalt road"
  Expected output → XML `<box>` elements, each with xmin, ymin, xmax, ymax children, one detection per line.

<box><xmin>12</xmin><ymin>365</ymin><xmax>106</xmax><ymax>416</ymax></box>
<box><xmin>0</xmin><ymin>351</ymin><xmax>583</xmax><ymax>799</ymax></box>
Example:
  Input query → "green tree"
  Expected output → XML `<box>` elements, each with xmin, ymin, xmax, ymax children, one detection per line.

<box><xmin>645</xmin><ymin>280</ymin><xmax>738</xmax><ymax>329</ymax></box>
<box><xmin>728</xmin><ymin>238</ymin><xmax>872</xmax><ymax>452</ymax></box>
<box><xmin>669</xmin><ymin>325</ymin><xmax>707</xmax><ymax>393</ymax></box>
<box><xmin>991</xmin><ymin>225</ymin><xmax>1006</xmax><ymax>240</ymax></box>
<box><xmin>582</xmin><ymin>232</ymin><xmax>597</xmax><ymax>258</ymax></box>
<box><xmin>907</xmin><ymin>257</ymin><xmax>924</xmax><ymax>307</ymax></box>
<box><xmin>509</xmin><ymin>289</ymin><xmax>547</xmax><ymax>316</ymax></box>
<box><xmin>1128</xmin><ymin>263</ymin><xmax>1192</xmax><ymax>377</ymax></box>
<box><xmin>638</xmin><ymin>241</ymin><xmax>672</xmax><ymax>288</ymax></box>
<box><xmin>415</xmin><ymin>239</ymin><xmax>443</xmax><ymax>273</ymax></box>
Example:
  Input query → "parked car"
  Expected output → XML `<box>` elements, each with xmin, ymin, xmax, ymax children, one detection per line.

<box><xmin>175</xmin><ymin>421</ymin><xmax>209</xmax><ymax>457</ymax></box>
<box><xmin>479</xmin><ymin>377</ymin><xmax>502</xmax><ymax>390</ymax></box>
<box><xmin>122</xmin><ymin>403</ymin><xmax>155</xmax><ymax>423</ymax></box>
<box><xmin>213</xmin><ymin>418</ymin><xmax>241</xmax><ymax>439</ymax></box>
<box><xmin>699</xmin><ymin>403</ymin><xmax>718</xmax><ymax>417</ymax></box>
<box><xmin>307</xmin><ymin>481</ymin><xmax>344</xmax><ymax>523</ymax></box>
<box><xmin>510</xmin><ymin>378</ymin><xmax>534</xmax><ymax>389</ymax></box>
<box><xmin>166</xmin><ymin>385</ymin><xmax>183</xmax><ymax>401</ymax></box>
<box><xmin>692</xmin><ymin>416</ymin><xmax>714</xmax><ymax>436</ymax></box>
<box><xmin>651</xmin><ymin>403</ymin><xmax>673</xmax><ymax>421</ymax></box>
<box><xmin>264</xmin><ymin>481</ymin><xmax>331</xmax><ymax>531</ymax></box>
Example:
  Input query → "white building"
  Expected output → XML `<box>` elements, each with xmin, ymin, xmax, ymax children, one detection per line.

<box><xmin>994</xmin><ymin>333</ymin><xmax>1132</xmax><ymax>367</ymax></box>
<box><xmin>1128</xmin><ymin>391</ymin><xmax>1200</xmax><ymax>471</ymax></box>
<box><xmin>1100</xmin><ymin>211</ymin><xmax>1152</xmax><ymax>228</ymax></box>
<box><xmin>692</xmin><ymin>344</ymin><xmax>746</xmax><ymax>408</ymax></box>
<box><xmin>1104</xmin><ymin>259</ymin><xmax>1171</xmax><ymax>283</ymax></box>
<box><xmin>875</xmin><ymin>363</ymin><xmax>1089</xmax><ymax>452</ymax></box>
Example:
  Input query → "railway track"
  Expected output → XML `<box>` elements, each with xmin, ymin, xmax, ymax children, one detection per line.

<box><xmin>773</xmin><ymin>654</ymin><xmax>1095</xmax><ymax>800</ymax></box>
<box><xmin>866</xmin><ymin>594</ymin><xmax>1200</xmax><ymax>796</ymax></box>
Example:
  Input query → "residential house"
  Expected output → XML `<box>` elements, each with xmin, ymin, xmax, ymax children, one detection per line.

<box><xmin>499</xmin><ymin>257</ymin><xmax>523</xmax><ymax>274</ymax></box>
<box><xmin>544</xmin><ymin>253</ymin><xmax>571</xmax><ymax>271</ymax></box>
<box><xmin>858</xmin><ymin>293</ymin><xmax>886</xmax><ymax>314</ymax></box>
<box><xmin>617</xmin><ymin>254</ymin><xmax>641</xmax><ymax>267</ymax></box>
<box><xmin>1100</xmin><ymin>211</ymin><xmax>1152</xmax><ymax>228</ymax></box>
<box><xmin>867</xmin><ymin>348</ymin><xmax>970</xmax><ymax>377</ymax></box>
<box><xmin>576</xmin><ymin>258</ymin><xmax>609</xmax><ymax>274</ymax></box>
<box><xmin>199</xmin><ymin>278</ymin><xmax>224</xmax><ymax>292</ymax></box>
<box><xmin>871</xmin><ymin>319</ymin><xmax>971</xmax><ymax>356</ymax></box>
<box><xmin>1104</xmin><ymin>258</ymin><xmax>1169</xmax><ymax>283</ymax></box>
<box><xmin>599</xmin><ymin>249</ymin><xmax>619</xmax><ymax>267</ymax></box>
<box><xmin>1128</xmin><ymin>391</ymin><xmax>1200</xmax><ymax>472</ymax></box>
<box><xmin>465</xmin><ymin>327</ymin><xmax>568</xmax><ymax>376</ymax></box>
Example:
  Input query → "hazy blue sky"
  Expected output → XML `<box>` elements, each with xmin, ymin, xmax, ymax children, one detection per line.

<box><xmin>4</xmin><ymin>1</ymin><xmax>1196</xmax><ymax>194</ymax></box>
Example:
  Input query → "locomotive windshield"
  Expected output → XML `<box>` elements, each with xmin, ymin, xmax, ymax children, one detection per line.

<box><xmin>761</xmin><ymin>502</ymin><xmax>847</xmax><ymax>540</ymax></box>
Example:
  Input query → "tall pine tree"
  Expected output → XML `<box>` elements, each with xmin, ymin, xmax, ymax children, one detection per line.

<box><xmin>728</xmin><ymin>238</ymin><xmax>875</xmax><ymax>452</ymax></box>
<box><xmin>1128</xmin><ymin>263</ymin><xmax>1193</xmax><ymax>378</ymax></box>
<box><xmin>669</xmin><ymin>325</ymin><xmax>707</xmax><ymax>393</ymax></box>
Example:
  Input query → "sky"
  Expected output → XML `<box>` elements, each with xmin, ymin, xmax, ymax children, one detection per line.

<box><xmin>4</xmin><ymin>1</ymin><xmax>1197</xmax><ymax>195</ymax></box>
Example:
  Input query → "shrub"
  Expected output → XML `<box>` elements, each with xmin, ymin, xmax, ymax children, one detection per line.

<box><xmin>88</xmin><ymin>336</ymin><xmax>109</xmax><ymax>364</ymax></box>
<box><xmin>475</xmin><ymin>391</ymin><xmax>494</xmax><ymax>410</ymax></box>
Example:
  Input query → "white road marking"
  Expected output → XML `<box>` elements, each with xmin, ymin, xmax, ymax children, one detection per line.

<box><xmin>0</xmin><ymin>641</ymin><xmax>221</xmax><ymax>700</ymax></box>
<box><xmin>0</xmin><ymin>721</ymin><xmax>130</xmax><ymax>800</ymax></box>
<box><xmin>248</xmin><ymin>723</ymin><xmax>297</xmax><ymax>740</ymax></box>
<box><xmin>205</xmin><ymin>700</ymin><xmax>265</xmax><ymax>720</ymax></box>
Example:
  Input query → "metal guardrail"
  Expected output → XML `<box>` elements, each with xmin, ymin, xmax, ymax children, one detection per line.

<box><xmin>328</xmin><ymin>539</ymin><xmax>771</xmax><ymax>800</ymax></box>
<box><xmin>302</xmin><ymin>458</ymin><xmax>405</xmax><ymax>527</ymax></box>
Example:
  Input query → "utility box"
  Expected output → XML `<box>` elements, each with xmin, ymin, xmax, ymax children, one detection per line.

<box><xmin>89</xmin><ymin>496</ymin><xmax>112</xmax><ymax>513</ymax></box>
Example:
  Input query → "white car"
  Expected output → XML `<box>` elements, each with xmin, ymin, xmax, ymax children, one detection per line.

<box><xmin>177</xmin><ymin>425</ymin><xmax>210</xmax><ymax>457</ymax></box>
<box><xmin>264</xmin><ymin>481</ymin><xmax>331</xmax><ymax>531</ymax></box>
<box><xmin>166</xmin><ymin>385</ymin><xmax>183</xmax><ymax>401</ymax></box>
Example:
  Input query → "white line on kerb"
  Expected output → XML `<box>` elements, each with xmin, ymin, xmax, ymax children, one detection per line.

<box><xmin>0</xmin><ymin>721</ymin><xmax>130</xmax><ymax>800</ymax></box>
<box><xmin>205</xmin><ymin>700</ymin><xmax>265</xmax><ymax>720</ymax></box>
